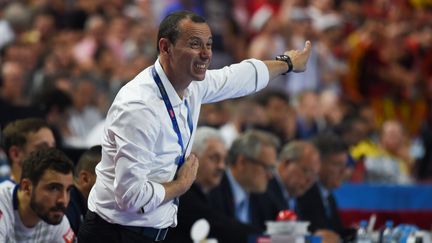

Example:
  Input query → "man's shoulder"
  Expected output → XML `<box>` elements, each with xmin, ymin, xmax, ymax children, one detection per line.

<box><xmin>0</xmin><ymin>184</ymin><xmax>13</xmax><ymax>204</ymax></box>
<box><xmin>114</xmin><ymin>67</ymin><xmax>160</xmax><ymax>106</ymax></box>
<box><xmin>0</xmin><ymin>180</ymin><xmax>15</xmax><ymax>191</ymax></box>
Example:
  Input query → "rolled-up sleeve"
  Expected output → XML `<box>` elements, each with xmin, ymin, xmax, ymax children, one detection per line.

<box><xmin>109</xmin><ymin>102</ymin><xmax>165</xmax><ymax>213</ymax></box>
<box><xmin>242</xmin><ymin>59</ymin><xmax>270</xmax><ymax>92</ymax></box>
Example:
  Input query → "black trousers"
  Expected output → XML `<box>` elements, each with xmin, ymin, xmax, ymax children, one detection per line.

<box><xmin>78</xmin><ymin>211</ymin><xmax>164</xmax><ymax>243</ymax></box>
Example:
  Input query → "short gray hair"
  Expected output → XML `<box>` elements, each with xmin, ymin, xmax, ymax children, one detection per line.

<box><xmin>279</xmin><ymin>140</ymin><xmax>309</xmax><ymax>162</ymax></box>
<box><xmin>227</xmin><ymin>130</ymin><xmax>280</xmax><ymax>165</ymax></box>
<box><xmin>192</xmin><ymin>126</ymin><xmax>224</xmax><ymax>156</ymax></box>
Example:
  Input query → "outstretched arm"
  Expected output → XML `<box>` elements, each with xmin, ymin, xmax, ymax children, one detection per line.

<box><xmin>263</xmin><ymin>40</ymin><xmax>312</xmax><ymax>80</ymax></box>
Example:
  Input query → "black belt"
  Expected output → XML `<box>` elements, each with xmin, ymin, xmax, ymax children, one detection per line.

<box><xmin>87</xmin><ymin>211</ymin><xmax>169</xmax><ymax>242</ymax></box>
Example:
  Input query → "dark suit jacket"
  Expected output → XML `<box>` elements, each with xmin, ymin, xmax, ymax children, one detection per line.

<box><xmin>266</xmin><ymin>177</ymin><xmax>294</xmax><ymax>212</ymax></box>
<box><xmin>65</xmin><ymin>186</ymin><xmax>87</xmax><ymax>235</ymax></box>
<box><xmin>208</xmin><ymin>173</ymin><xmax>278</xmax><ymax>231</ymax></box>
<box><xmin>165</xmin><ymin>183</ymin><xmax>261</xmax><ymax>243</ymax></box>
<box><xmin>296</xmin><ymin>183</ymin><xmax>356</xmax><ymax>241</ymax></box>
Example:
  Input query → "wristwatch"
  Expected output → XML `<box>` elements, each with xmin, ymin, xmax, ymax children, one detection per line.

<box><xmin>275</xmin><ymin>54</ymin><xmax>293</xmax><ymax>74</ymax></box>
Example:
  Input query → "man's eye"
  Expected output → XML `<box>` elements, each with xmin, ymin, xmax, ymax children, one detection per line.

<box><xmin>49</xmin><ymin>185</ymin><xmax>61</xmax><ymax>191</ymax></box>
<box><xmin>190</xmin><ymin>42</ymin><xmax>201</xmax><ymax>49</ymax></box>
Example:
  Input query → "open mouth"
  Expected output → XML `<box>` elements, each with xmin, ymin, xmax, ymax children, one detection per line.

<box><xmin>195</xmin><ymin>63</ymin><xmax>207</xmax><ymax>71</ymax></box>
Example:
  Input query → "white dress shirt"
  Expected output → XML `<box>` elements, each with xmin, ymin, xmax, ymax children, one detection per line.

<box><xmin>87</xmin><ymin>58</ymin><xmax>269</xmax><ymax>228</ymax></box>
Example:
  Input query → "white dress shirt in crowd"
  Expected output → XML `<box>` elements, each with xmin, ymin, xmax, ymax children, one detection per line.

<box><xmin>87</xmin><ymin>58</ymin><xmax>269</xmax><ymax>228</ymax></box>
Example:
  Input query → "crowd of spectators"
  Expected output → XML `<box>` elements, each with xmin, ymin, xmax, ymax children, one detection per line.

<box><xmin>1</xmin><ymin>0</ymin><xmax>432</xmax><ymax>183</ymax></box>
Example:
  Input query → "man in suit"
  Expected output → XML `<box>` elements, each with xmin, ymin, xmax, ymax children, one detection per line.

<box><xmin>265</xmin><ymin>140</ymin><xmax>321</xmax><ymax>215</ymax></box>
<box><xmin>209</xmin><ymin>129</ymin><xmax>280</xmax><ymax>231</ymax></box>
<box><xmin>165</xmin><ymin>127</ymin><xmax>261</xmax><ymax>243</ymax></box>
<box><xmin>297</xmin><ymin>132</ymin><xmax>356</xmax><ymax>242</ymax></box>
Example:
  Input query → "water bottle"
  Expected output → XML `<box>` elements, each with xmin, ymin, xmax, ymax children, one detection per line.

<box><xmin>356</xmin><ymin>220</ymin><xmax>372</xmax><ymax>243</ymax></box>
<box><xmin>381</xmin><ymin>220</ymin><xmax>394</xmax><ymax>243</ymax></box>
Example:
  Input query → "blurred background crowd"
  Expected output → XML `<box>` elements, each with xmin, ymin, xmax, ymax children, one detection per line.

<box><xmin>0</xmin><ymin>0</ymin><xmax>432</xmax><ymax>185</ymax></box>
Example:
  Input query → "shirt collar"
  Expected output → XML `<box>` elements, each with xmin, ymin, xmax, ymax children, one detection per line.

<box><xmin>226</xmin><ymin>168</ymin><xmax>249</xmax><ymax>207</ymax></box>
<box><xmin>154</xmin><ymin>58</ymin><xmax>191</xmax><ymax>106</ymax></box>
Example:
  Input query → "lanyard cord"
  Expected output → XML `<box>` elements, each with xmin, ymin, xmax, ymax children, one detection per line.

<box><xmin>151</xmin><ymin>66</ymin><xmax>193</xmax><ymax>167</ymax></box>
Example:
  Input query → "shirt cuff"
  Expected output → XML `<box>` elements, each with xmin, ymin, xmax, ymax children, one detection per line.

<box><xmin>140</xmin><ymin>181</ymin><xmax>165</xmax><ymax>213</ymax></box>
<box><xmin>243</xmin><ymin>59</ymin><xmax>270</xmax><ymax>92</ymax></box>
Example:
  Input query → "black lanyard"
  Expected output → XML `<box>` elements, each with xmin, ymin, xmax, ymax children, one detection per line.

<box><xmin>151</xmin><ymin>66</ymin><xmax>193</xmax><ymax>167</ymax></box>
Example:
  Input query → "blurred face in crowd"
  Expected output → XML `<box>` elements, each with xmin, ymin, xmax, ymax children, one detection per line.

<box><xmin>162</xmin><ymin>18</ymin><xmax>213</xmax><ymax>89</ymax></box>
<box><xmin>27</xmin><ymin>170</ymin><xmax>73</xmax><ymax>225</ymax></box>
<box><xmin>319</xmin><ymin>152</ymin><xmax>348</xmax><ymax>190</ymax></box>
<box><xmin>12</xmin><ymin>127</ymin><xmax>56</xmax><ymax>181</ymax></box>
<box><xmin>241</xmin><ymin>145</ymin><xmax>277</xmax><ymax>193</ymax></box>
<box><xmin>1</xmin><ymin>62</ymin><xmax>25</xmax><ymax>102</ymax></box>
<box><xmin>196</xmin><ymin>138</ymin><xmax>227</xmax><ymax>192</ymax></box>
<box><xmin>17</xmin><ymin>128</ymin><xmax>56</xmax><ymax>162</ymax></box>
<box><xmin>73</xmin><ymin>79</ymin><xmax>96</xmax><ymax>111</ymax></box>
<box><xmin>380</xmin><ymin>120</ymin><xmax>405</xmax><ymax>154</ymax></box>
<box><xmin>343</xmin><ymin>120</ymin><xmax>368</xmax><ymax>147</ymax></box>
<box><xmin>297</xmin><ymin>91</ymin><xmax>319</xmax><ymax>122</ymax></box>
<box><xmin>279</xmin><ymin>144</ymin><xmax>321</xmax><ymax>197</ymax></box>
<box><xmin>266</xmin><ymin>96</ymin><xmax>290</xmax><ymax>129</ymax></box>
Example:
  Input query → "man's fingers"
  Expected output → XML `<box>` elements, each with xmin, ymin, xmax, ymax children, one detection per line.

<box><xmin>187</xmin><ymin>153</ymin><xmax>196</xmax><ymax>162</ymax></box>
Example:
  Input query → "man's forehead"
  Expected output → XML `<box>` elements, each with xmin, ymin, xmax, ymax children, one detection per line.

<box><xmin>38</xmin><ymin>169</ymin><xmax>73</xmax><ymax>185</ymax></box>
<box><xmin>178</xmin><ymin>19</ymin><xmax>212</xmax><ymax>39</ymax></box>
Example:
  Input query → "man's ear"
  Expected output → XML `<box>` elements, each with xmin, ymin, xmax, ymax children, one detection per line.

<box><xmin>159</xmin><ymin>38</ymin><xmax>171</xmax><ymax>55</ymax></box>
<box><xmin>20</xmin><ymin>178</ymin><xmax>33</xmax><ymax>195</ymax></box>
<box><xmin>79</xmin><ymin>171</ymin><xmax>90</xmax><ymax>185</ymax></box>
<box><xmin>8</xmin><ymin>145</ymin><xmax>24</xmax><ymax>167</ymax></box>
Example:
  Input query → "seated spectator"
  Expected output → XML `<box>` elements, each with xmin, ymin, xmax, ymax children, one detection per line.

<box><xmin>262</xmin><ymin>140</ymin><xmax>340</xmax><ymax>243</ymax></box>
<box><xmin>297</xmin><ymin>132</ymin><xmax>356</xmax><ymax>242</ymax></box>
<box><xmin>65</xmin><ymin>77</ymin><xmax>103</xmax><ymax>148</ymax></box>
<box><xmin>209</xmin><ymin>129</ymin><xmax>280</xmax><ymax>231</ymax></box>
<box><xmin>0</xmin><ymin>148</ymin><xmax>75</xmax><ymax>242</ymax></box>
<box><xmin>32</xmin><ymin>88</ymin><xmax>73</xmax><ymax>149</ymax></box>
<box><xmin>66</xmin><ymin>145</ymin><xmax>101</xmax><ymax>235</ymax></box>
<box><xmin>1</xmin><ymin>118</ymin><xmax>56</xmax><ymax>187</ymax></box>
<box><xmin>265</xmin><ymin>140</ymin><xmax>320</xmax><ymax>215</ymax></box>
<box><xmin>293</xmin><ymin>91</ymin><xmax>323</xmax><ymax>139</ymax></box>
<box><xmin>350</xmin><ymin>119</ymin><xmax>413</xmax><ymax>184</ymax></box>
<box><xmin>0</xmin><ymin>61</ymin><xmax>43</xmax><ymax>128</ymax></box>
<box><xmin>254</xmin><ymin>90</ymin><xmax>297</xmax><ymax>144</ymax></box>
<box><xmin>165</xmin><ymin>127</ymin><xmax>261</xmax><ymax>243</ymax></box>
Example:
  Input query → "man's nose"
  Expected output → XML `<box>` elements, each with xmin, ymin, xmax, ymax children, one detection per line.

<box><xmin>57</xmin><ymin>190</ymin><xmax>69</xmax><ymax>205</ymax></box>
<box><xmin>200</xmin><ymin>46</ymin><xmax>211</xmax><ymax>59</ymax></box>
